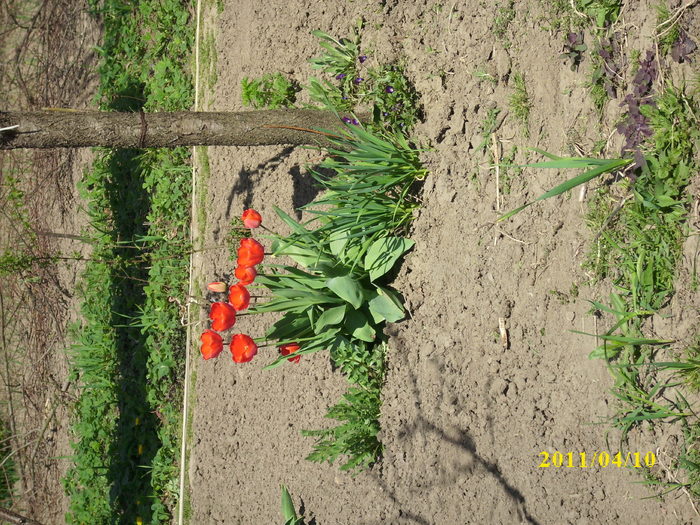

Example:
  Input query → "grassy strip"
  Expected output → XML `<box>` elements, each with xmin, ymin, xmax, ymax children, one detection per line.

<box><xmin>62</xmin><ymin>0</ymin><xmax>193</xmax><ymax>523</ymax></box>
<box><xmin>584</xmin><ymin>84</ymin><xmax>700</xmax><ymax>497</ymax></box>
<box><xmin>505</xmin><ymin>2</ymin><xmax>699</xmax><ymax>500</ymax></box>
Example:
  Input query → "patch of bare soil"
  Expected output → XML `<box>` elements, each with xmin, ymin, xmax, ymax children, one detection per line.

<box><xmin>189</xmin><ymin>1</ymin><xmax>699</xmax><ymax>524</ymax></box>
<box><xmin>0</xmin><ymin>1</ymin><xmax>99</xmax><ymax>522</ymax></box>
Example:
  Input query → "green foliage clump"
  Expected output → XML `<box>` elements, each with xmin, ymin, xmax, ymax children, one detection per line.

<box><xmin>576</xmin><ymin>0</ymin><xmax>621</xmax><ymax>28</ymax></box>
<box><xmin>304</xmin><ymin>29</ymin><xmax>421</xmax><ymax>132</ymax></box>
<box><xmin>509</xmin><ymin>72</ymin><xmax>531</xmax><ymax>137</ymax></box>
<box><xmin>302</xmin><ymin>386</ymin><xmax>383</xmax><ymax>472</ymax></box>
<box><xmin>232</xmin><ymin>31</ymin><xmax>426</xmax><ymax>471</ymax></box>
<box><xmin>241</xmin><ymin>73</ymin><xmax>300</xmax><ymax>109</ymax></box>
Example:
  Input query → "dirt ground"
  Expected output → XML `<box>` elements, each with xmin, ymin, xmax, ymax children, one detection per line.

<box><xmin>0</xmin><ymin>1</ymin><xmax>99</xmax><ymax>522</ymax></box>
<box><xmin>189</xmin><ymin>1</ymin><xmax>699</xmax><ymax>524</ymax></box>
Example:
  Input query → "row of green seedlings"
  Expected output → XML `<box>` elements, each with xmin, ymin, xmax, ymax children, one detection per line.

<box><xmin>498</xmin><ymin>49</ymin><xmax>700</xmax><ymax>503</ymax></box>
<box><xmin>63</xmin><ymin>0</ymin><xmax>194</xmax><ymax>523</ymax></box>
<box><xmin>202</xmin><ymin>28</ymin><xmax>422</xmax><ymax>471</ymax></box>
<box><xmin>201</xmin><ymin>123</ymin><xmax>424</xmax><ymax>471</ymax></box>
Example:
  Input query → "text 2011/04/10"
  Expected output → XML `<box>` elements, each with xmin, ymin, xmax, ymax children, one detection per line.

<box><xmin>538</xmin><ymin>451</ymin><xmax>656</xmax><ymax>468</ymax></box>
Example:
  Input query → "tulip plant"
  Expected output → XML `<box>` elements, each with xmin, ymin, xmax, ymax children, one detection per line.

<box><xmin>199</xmin><ymin>30</ymin><xmax>427</xmax><ymax>471</ymax></box>
<box><xmin>197</xmin><ymin>121</ymin><xmax>424</xmax><ymax>470</ymax></box>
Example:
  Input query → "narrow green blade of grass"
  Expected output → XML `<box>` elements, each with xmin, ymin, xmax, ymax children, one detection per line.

<box><xmin>498</xmin><ymin>153</ymin><xmax>632</xmax><ymax>222</ymax></box>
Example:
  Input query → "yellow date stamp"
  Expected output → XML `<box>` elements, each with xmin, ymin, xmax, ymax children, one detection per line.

<box><xmin>538</xmin><ymin>451</ymin><xmax>656</xmax><ymax>468</ymax></box>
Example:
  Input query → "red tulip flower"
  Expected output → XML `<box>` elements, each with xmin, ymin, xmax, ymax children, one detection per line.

<box><xmin>231</xmin><ymin>334</ymin><xmax>258</xmax><ymax>363</ymax></box>
<box><xmin>241</xmin><ymin>209</ymin><xmax>262</xmax><ymax>229</ymax></box>
<box><xmin>228</xmin><ymin>283</ymin><xmax>250</xmax><ymax>311</ymax></box>
<box><xmin>209</xmin><ymin>302</ymin><xmax>236</xmax><ymax>331</ymax></box>
<box><xmin>235</xmin><ymin>265</ymin><xmax>257</xmax><ymax>285</ymax></box>
<box><xmin>237</xmin><ymin>238</ymin><xmax>264</xmax><ymax>267</ymax></box>
<box><xmin>279</xmin><ymin>342</ymin><xmax>301</xmax><ymax>364</ymax></box>
<box><xmin>200</xmin><ymin>330</ymin><xmax>224</xmax><ymax>360</ymax></box>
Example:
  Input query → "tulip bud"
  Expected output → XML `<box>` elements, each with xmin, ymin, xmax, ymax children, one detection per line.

<box><xmin>207</xmin><ymin>281</ymin><xmax>227</xmax><ymax>293</ymax></box>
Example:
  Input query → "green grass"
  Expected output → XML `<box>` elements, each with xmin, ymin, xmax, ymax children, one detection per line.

<box><xmin>478</xmin><ymin>107</ymin><xmax>502</xmax><ymax>153</ymax></box>
<box><xmin>63</xmin><ymin>0</ymin><xmax>194</xmax><ymax>523</ymax></box>
<box><xmin>200</xmin><ymin>30</ymin><xmax>218</xmax><ymax>93</ymax></box>
<box><xmin>509</xmin><ymin>72</ymin><xmax>531</xmax><ymax>138</ymax></box>
<box><xmin>0</xmin><ymin>417</ymin><xmax>18</xmax><ymax>506</ymax></box>
<box><xmin>493</xmin><ymin>0</ymin><xmax>515</xmax><ymax>43</ymax></box>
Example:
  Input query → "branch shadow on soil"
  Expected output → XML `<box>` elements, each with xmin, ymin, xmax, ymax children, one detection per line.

<box><xmin>225</xmin><ymin>147</ymin><xmax>324</xmax><ymax>219</ymax></box>
<box><xmin>367</xmin><ymin>354</ymin><xmax>541</xmax><ymax>525</ymax></box>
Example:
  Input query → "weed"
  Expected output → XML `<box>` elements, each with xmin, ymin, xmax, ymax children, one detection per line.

<box><xmin>478</xmin><ymin>107</ymin><xmax>502</xmax><ymax>153</ymax></box>
<box><xmin>493</xmin><ymin>1</ymin><xmax>515</xmax><ymax>40</ymax></box>
<box><xmin>241</xmin><ymin>73</ymin><xmax>300</xmax><ymax>109</ymax></box>
<box><xmin>561</xmin><ymin>32</ymin><xmax>588</xmax><ymax>71</ymax></box>
<box><xmin>576</xmin><ymin>0</ymin><xmax>621</xmax><ymax>29</ymax></box>
<box><xmin>498</xmin><ymin>145</ymin><xmax>522</xmax><ymax>195</ymax></box>
<box><xmin>587</xmin><ymin>62</ymin><xmax>610</xmax><ymax>115</ymax></box>
<box><xmin>509</xmin><ymin>72</ymin><xmax>532</xmax><ymax>138</ymax></box>
<box><xmin>302</xmin><ymin>385</ymin><xmax>382</xmax><ymax>472</ymax></box>
<box><xmin>473</xmin><ymin>69</ymin><xmax>498</xmax><ymax>84</ymax></box>
<box><xmin>655</xmin><ymin>3</ymin><xmax>679</xmax><ymax>56</ymax></box>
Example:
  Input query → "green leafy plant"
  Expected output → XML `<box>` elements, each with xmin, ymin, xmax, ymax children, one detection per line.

<box><xmin>576</xmin><ymin>0</ymin><xmax>621</xmax><ymax>28</ymax></box>
<box><xmin>302</xmin><ymin>385</ymin><xmax>382</xmax><ymax>471</ymax></box>
<box><xmin>306</xmin><ymin>30</ymin><xmax>421</xmax><ymax>132</ymax></box>
<box><xmin>561</xmin><ymin>32</ymin><xmax>588</xmax><ymax>71</ymax></box>
<box><xmin>309</xmin><ymin>29</ymin><xmax>360</xmax><ymax>76</ymax></box>
<box><xmin>251</xmin><ymin>206</ymin><xmax>411</xmax><ymax>370</ymax></box>
<box><xmin>241</xmin><ymin>73</ymin><xmax>300</xmax><ymax>109</ymax></box>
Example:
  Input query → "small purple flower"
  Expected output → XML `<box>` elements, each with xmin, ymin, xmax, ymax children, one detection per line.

<box><xmin>342</xmin><ymin>117</ymin><xmax>352</xmax><ymax>123</ymax></box>
<box><xmin>336</xmin><ymin>73</ymin><xmax>346</xmax><ymax>80</ymax></box>
<box><xmin>351</xmin><ymin>119</ymin><xmax>360</xmax><ymax>125</ymax></box>
<box><xmin>359</xmin><ymin>55</ymin><xmax>367</xmax><ymax>63</ymax></box>
<box><xmin>385</xmin><ymin>86</ymin><xmax>395</xmax><ymax>93</ymax></box>
<box><xmin>354</xmin><ymin>77</ymin><xmax>363</xmax><ymax>84</ymax></box>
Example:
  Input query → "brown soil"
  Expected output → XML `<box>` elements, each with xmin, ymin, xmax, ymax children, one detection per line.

<box><xmin>189</xmin><ymin>1</ymin><xmax>699</xmax><ymax>525</ymax></box>
<box><xmin>0</xmin><ymin>1</ymin><xmax>99</xmax><ymax>522</ymax></box>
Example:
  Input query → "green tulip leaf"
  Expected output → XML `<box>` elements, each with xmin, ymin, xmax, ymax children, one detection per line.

<box><xmin>314</xmin><ymin>305</ymin><xmax>347</xmax><ymax>333</ymax></box>
<box><xmin>368</xmin><ymin>287</ymin><xmax>405</xmax><ymax>323</ymax></box>
<box><xmin>345</xmin><ymin>309</ymin><xmax>376</xmax><ymax>342</ymax></box>
<box><xmin>281</xmin><ymin>486</ymin><xmax>298</xmax><ymax>522</ymax></box>
<box><xmin>328</xmin><ymin>229</ymin><xmax>349</xmax><ymax>258</ymax></box>
<box><xmin>364</xmin><ymin>236</ymin><xmax>415</xmax><ymax>281</ymax></box>
<box><xmin>326</xmin><ymin>274</ymin><xmax>364</xmax><ymax>309</ymax></box>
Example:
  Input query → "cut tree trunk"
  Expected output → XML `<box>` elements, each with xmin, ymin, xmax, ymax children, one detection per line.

<box><xmin>0</xmin><ymin>109</ymin><xmax>357</xmax><ymax>150</ymax></box>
